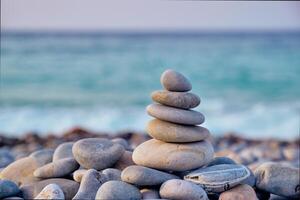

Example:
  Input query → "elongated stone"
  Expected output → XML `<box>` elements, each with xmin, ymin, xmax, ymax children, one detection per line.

<box><xmin>53</xmin><ymin>142</ymin><xmax>74</xmax><ymax>161</ymax></box>
<box><xmin>34</xmin><ymin>158</ymin><xmax>79</xmax><ymax>178</ymax></box>
<box><xmin>254</xmin><ymin>162</ymin><xmax>300</xmax><ymax>198</ymax></box>
<box><xmin>133</xmin><ymin>139</ymin><xmax>214</xmax><ymax>171</ymax></box>
<box><xmin>34</xmin><ymin>184</ymin><xmax>65</xmax><ymax>200</ymax></box>
<box><xmin>147</xmin><ymin>119</ymin><xmax>210</xmax><ymax>143</ymax></box>
<box><xmin>184</xmin><ymin>164</ymin><xmax>251</xmax><ymax>193</ymax></box>
<box><xmin>96</xmin><ymin>180</ymin><xmax>141</xmax><ymax>200</ymax></box>
<box><xmin>147</xmin><ymin>104</ymin><xmax>205</xmax><ymax>125</ymax></box>
<box><xmin>121</xmin><ymin>165</ymin><xmax>179</xmax><ymax>186</ymax></box>
<box><xmin>160</xmin><ymin>179</ymin><xmax>208</xmax><ymax>200</ymax></box>
<box><xmin>151</xmin><ymin>90</ymin><xmax>200</xmax><ymax>109</ymax></box>
<box><xmin>73</xmin><ymin>169</ymin><xmax>107</xmax><ymax>200</ymax></box>
<box><xmin>72</xmin><ymin>138</ymin><xmax>124</xmax><ymax>170</ymax></box>
<box><xmin>160</xmin><ymin>69</ymin><xmax>192</xmax><ymax>92</ymax></box>
<box><xmin>219</xmin><ymin>184</ymin><xmax>257</xmax><ymax>200</ymax></box>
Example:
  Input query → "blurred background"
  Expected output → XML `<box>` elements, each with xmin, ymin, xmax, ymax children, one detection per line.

<box><xmin>1</xmin><ymin>0</ymin><xmax>300</xmax><ymax>139</ymax></box>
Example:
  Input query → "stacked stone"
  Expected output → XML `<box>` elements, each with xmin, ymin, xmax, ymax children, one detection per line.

<box><xmin>132</xmin><ymin>69</ymin><xmax>214</xmax><ymax>172</ymax></box>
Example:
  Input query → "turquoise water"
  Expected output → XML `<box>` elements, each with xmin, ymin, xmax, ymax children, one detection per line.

<box><xmin>1</xmin><ymin>32</ymin><xmax>300</xmax><ymax>138</ymax></box>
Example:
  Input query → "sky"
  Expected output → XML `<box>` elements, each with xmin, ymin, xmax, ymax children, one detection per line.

<box><xmin>1</xmin><ymin>0</ymin><xmax>300</xmax><ymax>31</ymax></box>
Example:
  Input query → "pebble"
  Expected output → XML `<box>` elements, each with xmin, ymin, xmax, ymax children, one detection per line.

<box><xmin>206</xmin><ymin>157</ymin><xmax>236</xmax><ymax>167</ymax></box>
<box><xmin>52</xmin><ymin>142</ymin><xmax>74</xmax><ymax>161</ymax></box>
<box><xmin>147</xmin><ymin>119</ymin><xmax>210</xmax><ymax>143</ymax></box>
<box><xmin>0</xmin><ymin>148</ymin><xmax>15</xmax><ymax>168</ymax></box>
<box><xmin>34</xmin><ymin>184</ymin><xmax>65</xmax><ymax>200</ymax></box>
<box><xmin>140</xmin><ymin>188</ymin><xmax>160</xmax><ymax>199</ymax></box>
<box><xmin>96</xmin><ymin>180</ymin><xmax>142</xmax><ymax>200</ymax></box>
<box><xmin>0</xmin><ymin>156</ymin><xmax>47</xmax><ymax>185</ymax></box>
<box><xmin>73</xmin><ymin>169</ymin><xmax>87</xmax><ymax>182</ymax></box>
<box><xmin>72</xmin><ymin>138</ymin><xmax>125</xmax><ymax>170</ymax></box>
<box><xmin>147</xmin><ymin>104</ymin><xmax>205</xmax><ymax>125</ymax></box>
<box><xmin>219</xmin><ymin>184</ymin><xmax>257</xmax><ymax>200</ymax></box>
<box><xmin>102</xmin><ymin>168</ymin><xmax>122</xmax><ymax>181</ymax></box>
<box><xmin>29</xmin><ymin>149</ymin><xmax>54</xmax><ymax>165</ymax></box>
<box><xmin>112</xmin><ymin>138</ymin><xmax>131</xmax><ymax>150</ymax></box>
<box><xmin>160</xmin><ymin>179</ymin><xmax>208</xmax><ymax>200</ymax></box>
<box><xmin>73</xmin><ymin>169</ymin><xmax>107</xmax><ymax>200</ymax></box>
<box><xmin>254</xmin><ymin>162</ymin><xmax>300</xmax><ymax>198</ymax></box>
<box><xmin>34</xmin><ymin>158</ymin><xmax>79</xmax><ymax>178</ymax></box>
<box><xmin>151</xmin><ymin>90</ymin><xmax>200</xmax><ymax>109</ymax></box>
<box><xmin>121</xmin><ymin>165</ymin><xmax>179</xmax><ymax>186</ymax></box>
<box><xmin>241</xmin><ymin>167</ymin><xmax>256</xmax><ymax>187</ymax></box>
<box><xmin>133</xmin><ymin>139</ymin><xmax>214</xmax><ymax>171</ymax></box>
<box><xmin>21</xmin><ymin>178</ymin><xmax>79</xmax><ymax>200</ymax></box>
<box><xmin>160</xmin><ymin>69</ymin><xmax>192</xmax><ymax>92</ymax></box>
<box><xmin>113</xmin><ymin>150</ymin><xmax>135</xmax><ymax>171</ymax></box>
<box><xmin>0</xmin><ymin>179</ymin><xmax>20</xmax><ymax>199</ymax></box>
<box><xmin>184</xmin><ymin>164</ymin><xmax>251</xmax><ymax>193</ymax></box>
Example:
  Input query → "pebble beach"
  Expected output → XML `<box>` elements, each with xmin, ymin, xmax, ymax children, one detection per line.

<box><xmin>0</xmin><ymin>70</ymin><xmax>299</xmax><ymax>200</ymax></box>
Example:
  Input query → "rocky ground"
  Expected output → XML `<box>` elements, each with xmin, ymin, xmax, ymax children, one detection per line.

<box><xmin>0</xmin><ymin>128</ymin><xmax>299</xmax><ymax>199</ymax></box>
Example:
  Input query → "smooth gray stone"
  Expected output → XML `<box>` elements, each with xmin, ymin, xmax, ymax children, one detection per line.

<box><xmin>0</xmin><ymin>149</ymin><xmax>15</xmax><ymax>168</ymax></box>
<box><xmin>53</xmin><ymin>142</ymin><xmax>74</xmax><ymax>161</ymax></box>
<box><xmin>140</xmin><ymin>188</ymin><xmax>160</xmax><ymax>199</ymax></box>
<box><xmin>121</xmin><ymin>165</ymin><xmax>179</xmax><ymax>186</ymax></box>
<box><xmin>147</xmin><ymin>104</ymin><xmax>205</xmax><ymax>125</ymax></box>
<box><xmin>0</xmin><ymin>179</ymin><xmax>20</xmax><ymax>199</ymax></box>
<box><xmin>160</xmin><ymin>69</ymin><xmax>192</xmax><ymax>92</ymax></box>
<box><xmin>73</xmin><ymin>169</ymin><xmax>107</xmax><ymax>200</ymax></box>
<box><xmin>206</xmin><ymin>157</ymin><xmax>236</xmax><ymax>167</ymax></box>
<box><xmin>96</xmin><ymin>180</ymin><xmax>141</xmax><ymax>200</ymax></box>
<box><xmin>34</xmin><ymin>158</ymin><xmax>79</xmax><ymax>178</ymax></box>
<box><xmin>29</xmin><ymin>149</ymin><xmax>54</xmax><ymax>166</ymax></box>
<box><xmin>160</xmin><ymin>179</ymin><xmax>208</xmax><ymax>200</ymax></box>
<box><xmin>21</xmin><ymin>178</ymin><xmax>79</xmax><ymax>200</ymax></box>
<box><xmin>112</xmin><ymin>138</ymin><xmax>131</xmax><ymax>150</ymax></box>
<box><xmin>101</xmin><ymin>168</ymin><xmax>121</xmax><ymax>181</ymax></box>
<box><xmin>34</xmin><ymin>184</ymin><xmax>65</xmax><ymax>199</ymax></box>
<box><xmin>133</xmin><ymin>139</ymin><xmax>214</xmax><ymax>172</ymax></box>
<box><xmin>184</xmin><ymin>164</ymin><xmax>251</xmax><ymax>193</ymax></box>
<box><xmin>72</xmin><ymin>138</ymin><xmax>125</xmax><ymax>170</ymax></box>
<box><xmin>73</xmin><ymin>169</ymin><xmax>87</xmax><ymax>182</ymax></box>
<box><xmin>255</xmin><ymin>162</ymin><xmax>300</xmax><ymax>198</ymax></box>
<box><xmin>151</xmin><ymin>90</ymin><xmax>200</xmax><ymax>109</ymax></box>
<box><xmin>241</xmin><ymin>167</ymin><xmax>256</xmax><ymax>187</ymax></box>
<box><xmin>146</xmin><ymin>119</ymin><xmax>210</xmax><ymax>143</ymax></box>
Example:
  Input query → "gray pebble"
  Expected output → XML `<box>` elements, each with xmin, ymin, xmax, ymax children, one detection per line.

<box><xmin>184</xmin><ymin>164</ymin><xmax>251</xmax><ymax>193</ymax></box>
<box><xmin>121</xmin><ymin>165</ymin><xmax>179</xmax><ymax>186</ymax></box>
<box><xmin>112</xmin><ymin>138</ymin><xmax>131</xmax><ymax>150</ymax></box>
<box><xmin>73</xmin><ymin>169</ymin><xmax>107</xmax><ymax>200</ymax></box>
<box><xmin>34</xmin><ymin>184</ymin><xmax>65</xmax><ymax>199</ymax></box>
<box><xmin>53</xmin><ymin>142</ymin><xmax>74</xmax><ymax>161</ymax></box>
<box><xmin>160</xmin><ymin>179</ymin><xmax>208</xmax><ymax>200</ymax></box>
<box><xmin>147</xmin><ymin>104</ymin><xmax>205</xmax><ymax>125</ymax></box>
<box><xmin>34</xmin><ymin>158</ymin><xmax>79</xmax><ymax>178</ymax></box>
<box><xmin>96</xmin><ymin>180</ymin><xmax>141</xmax><ymax>200</ymax></box>
<box><xmin>206</xmin><ymin>157</ymin><xmax>236</xmax><ymax>167</ymax></box>
<box><xmin>0</xmin><ymin>179</ymin><xmax>20</xmax><ymax>199</ymax></box>
<box><xmin>72</xmin><ymin>138</ymin><xmax>125</xmax><ymax>170</ymax></box>
<box><xmin>160</xmin><ymin>69</ymin><xmax>192</xmax><ymax>92</ymax></box>
<box><xmin>101</xmin><ymin>168</ymin><xmax>121</xmax><ymax>181</ymax></box>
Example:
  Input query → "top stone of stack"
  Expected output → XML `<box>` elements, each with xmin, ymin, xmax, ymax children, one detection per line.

<box><xmin>161</xmin><ymin>69</ymin><xmax>192</xmax><ymax>92</ymax></box>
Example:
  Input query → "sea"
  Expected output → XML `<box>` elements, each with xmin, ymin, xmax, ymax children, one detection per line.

<box><xmin>1</xmin><ymin>31</ymin><xmax>300</xmax><ymax>139</ymax></box>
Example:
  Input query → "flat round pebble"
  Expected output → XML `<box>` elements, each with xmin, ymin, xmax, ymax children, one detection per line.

<box><xmin>147</xmin><ymin>104</ymin><xmax>205</xmax><ymax>125</ymax></box>
<box><xmin>0</xmin><ymin>179</ymin><xmax>20</xmax><ymax>199</ymax></box>
<box><xmin>73</xmin><ymin>169</ymin><xmax>107</xmax><ymax>200</ymax></box>
<box><xmin>151</xmin><ymin>90</ymin><xmax>200</xmax><ymax>109</ymax></box>
<box><xmin>133</xmin><ymin>139</ymin><xmax>214</xmax><ymax>171</ymax></box>
<box><xmin>21</xmin><ymin>178</ymin><xmax>79</xmax><ymax>200</ymax></box>
<box><xmin>52</xmin><ymin>142</ymin><xmax>74</xmax><ymax>161</ymax></box>
<box><xmin>184</xmin><ymin>164</ymin><xmax>251</xmax><ymax>193</ymax></box>
<box><xmin>34</xmin><ymin>184</ymin><xmax>65</xmax><ymax>200</ymax></box>
<box><xmin>160</xmin><ymin>179</ymin><xmax>208</xmax><ymax>200</ymax></box>
<box><xmin>147</xmin><ymin>119</ymin><xmax>210</xmax><ymax>143</ymax></box>
<box><xmin>121</xmin><ymin>165</ymin><xmax>179</xmax><ymax>186</ymax></box>
<box><xmin>254</xmin><ymin>162</ymin><xmax>300</xmax><ymax>198</ymax></box>
<box><xmin>72</xmin><ymin>138</ymin><xmax>125</xmax><ymax>170</ymax></box>
<box><xmin>34</xmin><ymin>158</ymin><xmax>79</xmax><ymax>178</ymax></box>
<box><xmin>96</xmin><ymin>180</ymin><xmax>141</xmax><ymax>200</ymax></box>
<box><xmin>219</xmin><ymin>184</ymin><xmax>257</xmax><ymax>200</ymax></box>
<box><xmin>160</xmin><ymin>69</ymin><xmax>192</xmax><ymax>92</ymax></box>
